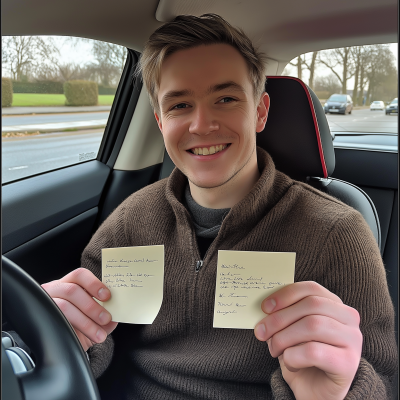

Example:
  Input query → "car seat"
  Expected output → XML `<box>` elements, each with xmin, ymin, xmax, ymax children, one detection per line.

<box><xmin>160</xmin><ymin>76</ymin><xmax>381</xmax><ymax>251</ymax></box>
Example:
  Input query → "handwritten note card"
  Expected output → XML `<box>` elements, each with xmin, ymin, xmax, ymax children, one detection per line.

<box><xmin>99</xmin><ymin>245</ymin><xmax>164</xmax><ymax>324</ymax></box>
<box><xmin>213</xmin><ymin>250</ymin><xmax>295</xmax><ymax>329</ymax></box>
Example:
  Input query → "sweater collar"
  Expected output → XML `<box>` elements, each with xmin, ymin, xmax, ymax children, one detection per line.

<box><xmin>165</xmin><ymin>147</ymin><xmax>293</xmax><ymax>248</ymax></box>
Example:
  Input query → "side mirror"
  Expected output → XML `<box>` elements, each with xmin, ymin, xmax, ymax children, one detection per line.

<box><xmin>331</xmin><ymin>131</ymin><xmax>335</xmax><ymax>141</ymax></box>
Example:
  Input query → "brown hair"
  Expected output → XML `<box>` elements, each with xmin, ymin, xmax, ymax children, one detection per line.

<box><xmin>136</xmin><ymin>14</ymin><xmax>267</xmax><ymax>112</ymax></box>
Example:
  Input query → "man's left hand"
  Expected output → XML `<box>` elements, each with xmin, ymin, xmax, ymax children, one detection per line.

<box><xmin>254</xmin><ymin>281</ymin><xmax>362</xmax><ymax>400</ymax></box>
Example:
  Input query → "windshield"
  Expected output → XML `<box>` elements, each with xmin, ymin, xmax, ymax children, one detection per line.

<box><xmin>391</xmin><ymin>99</ymin><xmax>398</xmax><ymax>104</ymax></box>
<box><xmin>329</xmin><ymin>95</ymin><xmax>346</xmax><ymax>102</ymax></box>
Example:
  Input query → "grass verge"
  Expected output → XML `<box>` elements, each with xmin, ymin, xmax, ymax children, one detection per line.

<box><xmin>11</xmin><ymin>93</ymin><xmax>115</xmax><ymax>107</ymax></box>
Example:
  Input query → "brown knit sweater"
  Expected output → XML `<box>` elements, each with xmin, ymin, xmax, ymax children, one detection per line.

<box><xmin>83</xmin><ymin>147</ymin><xmax>397</xmax><ymax>399</ymax></box>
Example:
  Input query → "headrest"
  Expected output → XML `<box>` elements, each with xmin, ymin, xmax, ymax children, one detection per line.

<box><xmin>257</xmin><ymin>76</ymin><xmax>335</xmax><ymax>181</ymax></box>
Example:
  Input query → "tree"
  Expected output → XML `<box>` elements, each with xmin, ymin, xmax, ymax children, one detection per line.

<box><xmin>2</xmin><ymin>36</ymin><xmax>37</xmax><ymax>81</ymax></box>
<box><xmin>318</xmin><ymin>47</ymin><xmax>355</xmax><ymax>94</ymax></box>
<box><xmin>314</xmin><ymin>74</ymin><xmax>341</xmax><ymax>96</ymax></box>
<box><xmin>90</xmin><ymin>41</ymin><xmax>127</xmax><ymax>86</ymax></box>
<box><xmin>302</xmin><ymin>51</ymin><xmax>319</xmax><ymax>89</ymax></box>
<box><xmin>289</xmin><ymin>55</ymin><xmax>304</xmax><ymax>81</ymax></box>
<box><xmin>365</xmin><ymin>44</ymin><xmax>397</xmax><ymax>103</ymax></box>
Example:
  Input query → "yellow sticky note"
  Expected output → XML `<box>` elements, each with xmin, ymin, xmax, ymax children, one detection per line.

<box><xmin>99</xmin><ymin>245</ymin><xmax>164</xmax><ymax>324</ymax></box>
<box><xmin>213</xmin><ymin>250</ymin><xmax>295</xmax><ymax>329</ymax></box>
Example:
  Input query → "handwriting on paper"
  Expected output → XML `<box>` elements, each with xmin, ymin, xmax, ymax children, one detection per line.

<box><xmin>213</xmin><ymin>250</ymin><xmax>295</xmax><ymax>329</ymax></box>
<box><xmin>98</xmin><ymin>245</ymin><xmax>164</xmax><ymax>324</ymax></box>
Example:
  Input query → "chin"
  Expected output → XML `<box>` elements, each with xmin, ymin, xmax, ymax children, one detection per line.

<box><xmin>188</xmin><ymin>174</ymin><xmax>232</xmax><ymax>189</ymax></box>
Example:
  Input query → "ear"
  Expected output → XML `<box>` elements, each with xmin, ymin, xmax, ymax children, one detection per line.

<box><xmin>154</xmin><ymin>111</ymin><xmax>163</xmax><ymax>134</ymax></box>
<box><xmin>256</xmin><ymin>92</ymin><xmax>270</xmax><ymax>133</ymax></box>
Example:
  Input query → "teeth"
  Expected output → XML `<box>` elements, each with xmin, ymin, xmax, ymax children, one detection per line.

<box><xmin>191</xmin><ymin>144</ymin><xmax>228</xmax><ymax>155</ymax></box>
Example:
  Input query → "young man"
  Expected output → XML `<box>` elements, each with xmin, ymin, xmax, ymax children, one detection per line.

<box><xmin>42</xmin><ymin>14</ymin><xmax>397</xmax><ymax>399</ymax></box>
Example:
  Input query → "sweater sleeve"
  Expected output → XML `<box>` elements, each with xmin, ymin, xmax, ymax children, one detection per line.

<box><xmin>271</xmin><ymin>208</ymin><xmax>398</xmax><ymax>399</ymax></box>
<box><xmin>80</xmin><ymin>202</ymin><xmax>130</xmax><ymax>378</ymax></box>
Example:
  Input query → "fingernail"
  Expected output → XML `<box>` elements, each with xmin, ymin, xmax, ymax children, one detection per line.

<box><xmin>264</xmin><ymin>298</ymin><xmax>276</xmax><ymax>313</ymax></box>
<box><xmin>98</xmin><ymin>288</ymin><xmax>110</xmax><ymax>300</ymax></box>
<box><xmin>267</xmin><ymin>338</ymin><xmax>272</xmax><ymax>353</ymax></box>
<box><xmin>99</xmin><ymin>311</ymin><xmax>111</xmax><ymax>324</ymax></box>
<box><xmin>255</xmin><ymin>323</ymin><xmax>267</xmax><ymax>341</ymax></box>
<box><xmin>96</xmin><ymin>329</ymin><xmax>107</xmax><ymax>342</ymax></box>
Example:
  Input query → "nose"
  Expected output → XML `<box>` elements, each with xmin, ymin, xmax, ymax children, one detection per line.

<box><xmin>188</xmin><ymin>104</ymin><xmax>219</xmax><ymax>136</ymax></box>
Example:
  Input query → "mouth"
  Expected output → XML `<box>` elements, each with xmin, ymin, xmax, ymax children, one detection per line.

<box><xmin>188</xmin><ymin>144</ymin><xmax>230</xmax><ymax>156</ymax></box>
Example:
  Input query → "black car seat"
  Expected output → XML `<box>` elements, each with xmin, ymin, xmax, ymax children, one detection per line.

<box><xmin>160</xmin><ymin>76</ymin><xmax>381</xmax><ymax>251</ymax></box>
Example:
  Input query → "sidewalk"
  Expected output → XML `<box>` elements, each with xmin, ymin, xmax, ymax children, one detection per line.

<box><xmin>2</xmin><ymin>105</ymin><xmax>112</xmax><ymax>115</ymax></box>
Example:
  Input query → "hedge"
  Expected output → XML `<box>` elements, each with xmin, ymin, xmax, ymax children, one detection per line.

<box><xmin>64</xmin><ymin>80</ymin><xmax>98</xmax><ymax>106</ymax></box>
<box><xmin>2</xmin><ymin>78</ymin><xmax>13</xmax><ymax>107</ymax></box>
<box><xmin>12</xmin><ymin>80</ymin><xmax>64</xmax><ymax>94</ymax></box>
<box><xmin>98</xmin><ymin>84</ymin><xmax>117</xmax><ymax>95</ymax></box>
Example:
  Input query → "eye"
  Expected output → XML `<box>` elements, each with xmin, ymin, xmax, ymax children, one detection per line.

<box><xmin>218</xmin><ymin>97</ymin><xmax>236</xmax><ymax>104</ymax></box>
<box><xmin>172</xmin><ymin>103</ymin><xmax>189</xmax><ymax>110</ymax></box>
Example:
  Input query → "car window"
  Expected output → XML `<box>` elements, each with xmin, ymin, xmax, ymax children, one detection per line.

<box><xmin>328</xmin><ymin>95</ymin><xmax>347</xmax><ymax>102</ymax></box>
<box><xmin>281</xmin><ymin>43</ymin><xmax>398</xmax><ymax>136</ymax></box>
<box><xmin>1</xmin><ymin>36</ymin><xmax>127</xmax><ymax>184</ymax></box>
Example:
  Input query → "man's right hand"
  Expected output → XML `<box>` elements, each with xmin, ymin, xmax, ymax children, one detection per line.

<box><xmin>41</xmin><ymin>268</ymin><xmax>118</xmax><ymax>352</ymax></box>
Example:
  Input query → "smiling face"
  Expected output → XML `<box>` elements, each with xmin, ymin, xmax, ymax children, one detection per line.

<box><xmin>155</xmin><ymin>44</ymin><xmax>269</xmax><ymax>203</ymax></box>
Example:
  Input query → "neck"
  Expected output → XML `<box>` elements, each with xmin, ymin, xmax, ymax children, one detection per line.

<box><xmin>188</xmin><ymin>151</ymin><xmax>260</xmax><ymax>209</ymax></box>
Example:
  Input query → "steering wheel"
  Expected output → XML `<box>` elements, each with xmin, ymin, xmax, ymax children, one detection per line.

<box><xmin>2</xmin><ymin>256</ymin><xmax>100</xmax><ymax>400</ymax></box>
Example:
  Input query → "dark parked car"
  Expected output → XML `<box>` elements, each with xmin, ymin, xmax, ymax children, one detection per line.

<box><xmin>386</xmin><ymin>98</ymin><xmax>398</xmax><ymax>115</ymax></box>
<box><xmin>324</xmin><ymin>94</ymin><xmax>353</xmax><ymax>114</ymax></box>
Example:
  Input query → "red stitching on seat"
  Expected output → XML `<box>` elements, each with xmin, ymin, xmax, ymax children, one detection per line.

<box><xmin>266</xmin><ymin>76</ymin><xmax>328</xmax><ymax>178</ymax></box>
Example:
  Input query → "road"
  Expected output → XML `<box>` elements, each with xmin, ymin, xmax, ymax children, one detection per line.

<box><xmin>1</xmin><ymin>109</ymin><xmax>398</xmax><ymax>184</ymax></box>
<box><xmin>2</xmin><ymin>130</ymin><xmax>103</xmax><ymax>183</ymax></box>
<box><xmin>326</xmin><ymin>109</ymin><xmax>398</xmax><ymax>133</ymax></box>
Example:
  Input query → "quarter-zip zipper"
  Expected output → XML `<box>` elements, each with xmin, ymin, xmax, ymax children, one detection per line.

<box><xmin>195</xmin><ymin>260</ymin><xmax>203</xmax><ymax>272</ymax></box>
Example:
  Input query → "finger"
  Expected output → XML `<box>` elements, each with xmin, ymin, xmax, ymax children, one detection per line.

<box><xmin>261</xmin><ymin>281</ymin><xmax>343</xmax><ymax>314</ymax></box>
<box><xmin>43</xmin><ymin>281</ymin><xmax>112</xmax><ymax>327</ymax></box>
<box><xmin>59</xmin><ymin>268</ymin><xmax>111</xmax><ymax>301</ymax></box>
<box><xmin>72</xmin><ymin>320</ymin><xmax>118</xmax><ymax>352</ymax></box>
<box><xmin>102</xmin><ymin>320</ymin><xmax>119</xmax><ymax>336</ymax></box>
<box><xmin>266</xmin><ymin>315</ymin><xmax>362</xmax><ymax>358</ymax></box>
<box><xmin>280</xmin><ymin>341</ymin><xmax>360</xmax><ymax>378</ymax></box>
<box><xmin>53</xmin><ymin>297</ymin><xmax>109</xmax><ymax>344</ymax></box>
<box><xmin>74</xmin><ymin>328</ymin><xmax>96</xmax><ymax>352</ymax></box>
<box><xmin>255</xmin><ymin>295</ymin><xmax>360</xmax><ymax>341</ymax></box>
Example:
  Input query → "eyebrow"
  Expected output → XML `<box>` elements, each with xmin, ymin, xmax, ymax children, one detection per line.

<box><xmin>160</xmin><ymin>81</ymin><xmax>246</xmax><ymax>109</ymax></box>
<box><xmin>206</xmin><ymin>81</ymin><xmax>246</xmax><ymax>95</ymax></box>
<box><xmin>161</xmin><ymin>89</ymin><xmax>195</xmax><ymax>109</ymax></box>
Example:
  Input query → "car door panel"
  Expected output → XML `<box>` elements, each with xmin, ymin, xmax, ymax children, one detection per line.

<box><xmin>332</xmin><ymin>148</ymin><xmax>397</xmax><ymax>189</ymax></box>
<box><xmin>4</xmin><ymin>208</ymin><xmax>98</xmax><ymax>283</ymax></box>
<box><xmin>2</xmin><ymin>161</ymin><xmax>111</xmax><ymax>254</ymax></box>
<box><xmin>331</xmin><ymin>146</ymin><xmax>398</xmax><ymax>341</ymax></box>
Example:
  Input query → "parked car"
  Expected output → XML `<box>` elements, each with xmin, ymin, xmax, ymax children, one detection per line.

<box><xmin>370</xmin><ymin>100</ymin><xmax>385</xmax><ymax>110</ymax></box>
<box><xmin>324</xmin><ymin>93</ymin><xmax>353</xmax><ymax>114</ymax></box>
<box><xmin>386</xmin><ymin>98</ymin><xmax>398</xmax><ymax>115</ymax></box>
<box><xmin>1</xmin><ymin>0</ymin><xmax>398</xmax><ymax>399</ymax></box>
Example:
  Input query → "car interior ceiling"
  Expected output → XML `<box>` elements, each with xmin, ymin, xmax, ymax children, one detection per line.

<box><xmin>1</xmin><ymin>0</ymin><xmax>398</xmax><ymax>396</ymax></box>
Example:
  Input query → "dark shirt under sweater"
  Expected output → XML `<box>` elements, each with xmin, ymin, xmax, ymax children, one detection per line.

<box><xmin>183</xmin><ymin>184</ymin><xmax>230</xmax><ymax>259</ymax></box>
